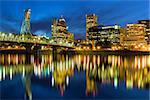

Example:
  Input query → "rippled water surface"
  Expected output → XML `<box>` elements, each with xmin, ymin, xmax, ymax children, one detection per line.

<box><xmin>0</xmin><ymin>53</ymin><xmax>150</xmax><ymax>99</ymax></box>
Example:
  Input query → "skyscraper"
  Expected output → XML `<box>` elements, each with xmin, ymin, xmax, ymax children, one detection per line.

<box><xmin>138</xmin><ymin>20</ymin><xmax>150</xmax><ymax>44</ymax></box>
<box><xmin>51</xmin><ymin>16</ymin><xmax>74</xmax><ymax>43</ymax></box>
<box><xmin>86</xmin><ymin>14</ymin><xmax>97</xmax><ymax>41</ymax></box>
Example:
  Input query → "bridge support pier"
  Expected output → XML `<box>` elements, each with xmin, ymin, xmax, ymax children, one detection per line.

<box><xmin>33</xmin><ymin>45</ymin><xmax>41</xmax><ymax>55</ymax></box>
<box><xmin>52</xmin><ymin>47</ymin><xmax>57</xmax><ymax>61</ymax></box>
<box><xmin>24</xmin><ymin>44</ymin><xmax>32</xmax><ymax>54</ymax></box>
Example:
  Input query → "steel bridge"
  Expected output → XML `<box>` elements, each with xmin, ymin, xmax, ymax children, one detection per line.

<box><xmin>0</xmin><ymin>32</ymin><xmax>74</xmax><ymax>53</ymax></box>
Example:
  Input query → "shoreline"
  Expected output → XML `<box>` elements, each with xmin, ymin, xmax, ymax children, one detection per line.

<box><xmin>0</xmin><ymin>49</ymin><xmax>149</xmax><ymax>55</ymax></box>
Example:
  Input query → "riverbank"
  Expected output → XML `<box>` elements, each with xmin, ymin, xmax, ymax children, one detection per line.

<box><xmin>0</xmin><ymin>49</ymin><xmax>149</xmax><ymax>55</ymax></box>
<box><xmin>67</xmin><ymin>49</ymin><xmax>150</xmax><ymax>55</ymax></box>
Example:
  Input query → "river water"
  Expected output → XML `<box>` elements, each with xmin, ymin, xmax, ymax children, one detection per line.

<box><xmin>0</xmin><ymin>53</ymin><xmax>150</xmax><ymax>99</ymax></box>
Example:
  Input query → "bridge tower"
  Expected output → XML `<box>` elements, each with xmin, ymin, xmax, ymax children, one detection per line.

<box><xmin>20</xmin><ymin>9</ymin><xmax>31</xmax><ymax>35</ymax></box>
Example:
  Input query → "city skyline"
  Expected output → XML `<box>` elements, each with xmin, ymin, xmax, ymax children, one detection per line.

<box><xmin>0</xmin><ymin>0</ymin><xmax>149</xmax><ymax>39</ymax></box>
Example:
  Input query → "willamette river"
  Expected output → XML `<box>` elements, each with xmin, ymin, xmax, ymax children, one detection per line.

<box><xmin>0</xmin><ymin>53</ymin><xmax>150</xmax><ymax>99</ymax></box>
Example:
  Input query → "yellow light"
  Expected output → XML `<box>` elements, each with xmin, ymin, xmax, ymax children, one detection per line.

<box><xmin>97</xmin><ymin>46</ymin><xmax>100</xmax><ymax>49</ymax></box>
<box><xmin>93</xmin><ymin>47</ymin><xmax>96</xmax><ymax>50</ymax></box>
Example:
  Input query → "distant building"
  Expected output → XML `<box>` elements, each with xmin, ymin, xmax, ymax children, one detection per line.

<box><xmin>124</xmin><ymin>24</ymin><xmax>146</xmax><ymax>47</ymax></box>
<box><xmin>86</xmin><ymin>14</ymin><xmax>98</xmax><ymax>41</ymax></box>
<box><xmin>51</xmin><ymin>16</ymin><xmax>74</xmax><ymax>43</ymax></box>
<box><xmin>51</xmin><ymin>18</ymin><xmax>57</xmax><ymax>40</ymax></box>
<box><xmin>138</xmin><ymin>20</ymin><xmax>150</xmax><ymax>44</ymax></box>
<box><xmin>88</xmin><ymin>25</ymin><xmax>120</xmax><ymax>46</ymax></box>
<box><xmin>119</xmin><ymin>28</ymin><xmax>126</xmax><ymax>46</ymax></box>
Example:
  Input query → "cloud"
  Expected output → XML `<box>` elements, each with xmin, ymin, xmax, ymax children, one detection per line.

<box><xmin>30</xmin><ymin>16</ymin><xmax>53</xmax><ymax>35</ymax></box>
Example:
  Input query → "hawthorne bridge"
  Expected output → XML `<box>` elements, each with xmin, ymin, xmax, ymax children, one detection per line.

<box><xmin>0</xmin><ymin>32</ymin><xmax>74</xmax><ymax>52</ymax></box>
<box><xmin>0</xmin><ymin>9</ymin><xmax>74</xmax><ymax>53</ymax></box>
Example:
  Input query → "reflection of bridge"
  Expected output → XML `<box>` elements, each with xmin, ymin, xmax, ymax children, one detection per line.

<box><xmin>0</xmin><ymin>32</ymin><xmax>74</xmax><ymax>53</ymax></box>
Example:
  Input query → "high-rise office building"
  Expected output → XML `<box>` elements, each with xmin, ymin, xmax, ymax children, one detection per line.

<box><xmin>86</xmin><ymin>14</ymin><xmax>98</xmax><ymax>40</ymax></box>
<box><xmin>88</xmin><ymin>25</ymin><xmax>120</xmax><ymax>46</ymax></box>
<box><xmin>51</xmin><ymin>16</ymin><xmax>74</xmax><ymax>43</ymax></box>
<box><xmin>138</xmin><ymin>20</ymin><xmax>150</xmax><ymax>44</ymax></box>
<box><xmin>124</xmin><ymin>24</ymin><xmax>146</xmax><ymax>47</ymax></box>
<box><xmin>119</xmin><ymin>28</ymin><xmax>126</xmax><ymax>46</ymax></box>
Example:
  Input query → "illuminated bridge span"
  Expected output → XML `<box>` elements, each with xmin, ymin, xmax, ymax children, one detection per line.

<box><xmin>0</xmin><ymin>32</ymin><xmax>74</xmax><ymax>47</ymax></box>
<box><xmin>0</xmin><ymin>32</ymin><xmax>74</xmax><ymax>52</ymax></box>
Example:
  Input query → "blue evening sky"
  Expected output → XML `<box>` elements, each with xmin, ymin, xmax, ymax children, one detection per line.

<box><xmin>0</xmin><ymin>0</ymin><xmax>149</xmax><ymax>39</ymax></box>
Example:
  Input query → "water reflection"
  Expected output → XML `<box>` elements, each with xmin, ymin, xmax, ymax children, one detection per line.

<box><xmin>0</xmin><ymin>53</ymin><xmax>150</xmax><ymax>98</ymax></box>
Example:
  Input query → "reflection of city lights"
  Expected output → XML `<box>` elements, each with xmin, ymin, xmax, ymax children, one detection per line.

<box><xmin>57</xmin><ymin>62</ymin><xmax>59</xmax><ymax>71</ymax></box>
<box><xmin>93</xmin><ymin>55</ymin><xmax>96</xmax><ymax>64</ymax></box>
<box><xmin>126</xmin><ymin>79</ymin><xmax>133</xmax><ymax>89</ymax></box>
<box><xmin>110</xmin><ymin>68</ymin><xmax>113</xmax><ymax>77</ymax></box>
<box><xmin>3</xmin><ymin>67</ymin><xmax>5</xmax><ymax>79</ymax></box>
<box><xmin>90</xmin><ymin>62</ymin><xmax>92</xmax><ymax>70</ymax></box>
<box><xmin>38</xmin><ymin>67</ymin><xmax>41</xmax><ymax>77</ymax></box>
<box><xmin>124</xmin><ymin>58</ymin><xmax>128</xmax><ymax>68</ymax></box>
<box><xmin>142</xmin><ymin>56</ymin><xmax>145</xmax><ymax>68</ymax></box>
<box><xmin>0</xmin><ymin>53</ymin><xmax>150</xmax><ymax>91</ymax></box>
<box><xmin>72</xmin><ymin>59</ymin><xmax>74</xmax><ymax>69</ymax></box>
<box><xmin>79</xmin><ymin>55</ymin><xmax>81</xmax><ymax>67</ymax></box>
<box><xmin>102</xmin><ymin>64</ymin><xmax>104</xmax><ymax>71</ymax></box>
<box><xmin>94</xmin><ymin>63</ymin><xmax>96</xmax><ymax>69</ymax></box>
<box><xmin>34</xmin><ymin>67</ymin><xmax>38</xmax><ymax>76</ymax></box>
<box><xmin>83</xmin><ymin>55</ymin><xmax>86</xmax><ymax>70</ymax></box>
<box><xmin>108</xmin><ymin>55</ymin><xmax>111</xmax><ymax>64</ymax></box>
<box><xmin>31</xmin><ymin>55</ymin><xmax>34</xmax><ymax>64</ymax></box>
<box><xmin>138</xmin><ymin>58</ymin><xmax>140</xmax><ymax>69</ymax></box>
<box><xmin>51</xmin><ymin>64</ymin><xmax>54</xmax><ymax>72</ymax></box>
<box><xmin>47</xmin><ymin>66</ymin><xmax>50</xmax><ymax>75</ymax></box>
<box><xmin>114</xmin><ymin>77</ymin><xmax>118</xmax><ymax>88</ymax></box>
<box><xmin>66</xmin><ymin>75</ymin><xmax>69</xmax><ymax>86</ymax></box>
<box><xmin>60</xmin><ymin>61</ymin><xmax>63</xmax><ymax>71</ymax></box>
<box><xmin>52</xmin><ymin>76</ymin><xmax>54</xmax><ymax>87</ymax></box>
<box><xmin>0</xmin><ymin>68</ymin><xmax>2</xmax><ymax>81</ymax></box>
<box><xmin>112</xmin><ymin>55</ymin><xmax>115</xmax><ymax>67</ymax></box>
<box><xmin>10</xmin><ymin>68</ymin><xmax>13</xmax><ymax>80</ymax></box>
<box><xmin>147</xmin><ymin>56</ymin><xmax>150</xmax><ymax>67</ymax></box>
<box><xmin>118</xmin><ymin>56</ymin><xmax>120</xmax><ymax>67</ymax></box>
<box><xmin>22</xmin><ymin>66</ymin><xmax>25</xmax><ymax>77</ymax></box>
<box><xmin>8</xmin><ymin>54</ymin><xmax>10</xmax><ymax>64</ymax></box>
<box><xmin>87</xmin><ymin>56</ymin><xmax>90</xmax><ymax>70</ymax></box>
<box><xmin>135</xmin><ymin>56</ymin><xmax>137</xmax><ymax>68</ymax></box>
<box><xmin>16</xmin><ymin>54</ymin><xmax>18</xmax><ymax>64</ymax></box>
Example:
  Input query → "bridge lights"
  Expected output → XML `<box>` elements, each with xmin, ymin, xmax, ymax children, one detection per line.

<box><xmin>87</xmin><ymin>47</ymin><xmax>90</xmax><ymax>50</ymax></box>
<box><xmin>83</xmin><ymin>46</ymin><xmax>86</xmax><ymax>49</ymax></box>
<box><xmin>97</xmin><ymin>46</ymin><xmax>101</xmax><ymax>50</ymax></box>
